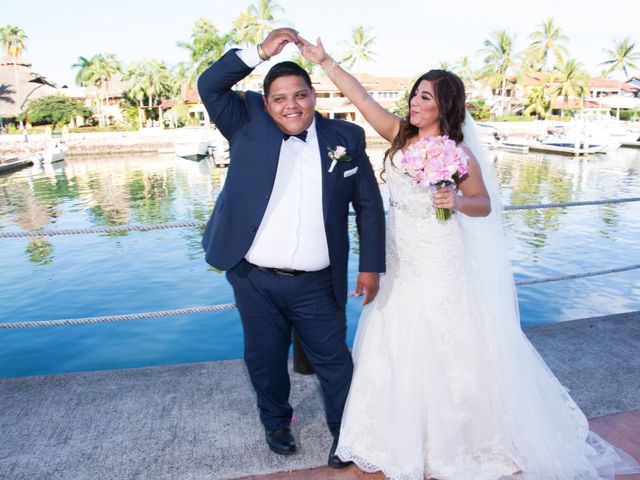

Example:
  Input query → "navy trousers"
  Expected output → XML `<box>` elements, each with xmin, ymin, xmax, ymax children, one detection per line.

<box><xmin>226</xmin><ymin>259</ymin><xmax>353</xmax><ymax>431</ymax></box>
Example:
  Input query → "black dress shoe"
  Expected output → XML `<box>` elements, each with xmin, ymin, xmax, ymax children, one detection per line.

<box><xmin>265</xmin><ymin>426</ymin><xmax>297</xmax><ymax>455</ymax></box>
<box><xmin>327</xmin><ymin>436</ymin><xmax>352</xmax><ymax>469</ymax></box>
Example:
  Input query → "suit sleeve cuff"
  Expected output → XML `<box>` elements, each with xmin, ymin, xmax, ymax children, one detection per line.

<box><xmin>236</xmin><ymin>47</ymin><xmax>263</xmax><ymax>68</ymax></box>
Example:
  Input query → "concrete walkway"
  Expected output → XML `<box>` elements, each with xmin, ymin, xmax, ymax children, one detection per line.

<box><xmin>1</xmin><ymin>312</ymin><xmax>639</xmax><ymax>480</ymax></box>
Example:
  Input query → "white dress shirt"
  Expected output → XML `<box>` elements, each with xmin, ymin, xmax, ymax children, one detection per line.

<box><xmin>237</xmin><ymin>49</ymin><xmax>330</xmax><ymax>271</ymax></box>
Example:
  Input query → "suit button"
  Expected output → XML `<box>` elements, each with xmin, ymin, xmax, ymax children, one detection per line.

<box><xmin>251</xmin><ymin>225</ymin><xmax>257</xmax><ymax>232</ymax></box>
<box><xmin>264</xmin><ymin>194</ymin><xmax>270</xmax><ymax>200</ymax></box>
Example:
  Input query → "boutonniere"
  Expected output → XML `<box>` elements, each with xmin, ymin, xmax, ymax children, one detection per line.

<box><xmin>327</xmin><ymin>145</ymin><xmax>351</xmax><ymax>173</ymax></box>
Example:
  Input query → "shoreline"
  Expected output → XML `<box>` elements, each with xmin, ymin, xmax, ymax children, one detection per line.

<box><xmin>0</xmin><ymin>121</ymin><xmax>558</xmax><ymax>158</ymax></box>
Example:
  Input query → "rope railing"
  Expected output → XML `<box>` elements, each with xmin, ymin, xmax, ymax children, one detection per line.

<box><xmin>0</xmin><ymin>197</ymin><xmax>639</xmax><ymax>239</ymax></box>
<box><xmin>1</xmin><ymin>195</ymin><xmax>638</xmax><ymax>329</ymax></box>
<box><xmin>2</xmin><ymin>263</ymin><xmax>639</xmax><ymax>329</ymax></box>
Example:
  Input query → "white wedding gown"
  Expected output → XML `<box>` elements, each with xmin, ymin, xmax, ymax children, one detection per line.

<box><xmin>336</xmin><ymin>151</ymin><xmax>638</xmax><ymax>480</ymax></box>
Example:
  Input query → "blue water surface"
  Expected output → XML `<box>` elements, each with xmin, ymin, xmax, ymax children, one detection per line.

<box><xmin>1</xmin><ymin>148</ymin><xmax>639</xmax><ymax>377</ymax></box>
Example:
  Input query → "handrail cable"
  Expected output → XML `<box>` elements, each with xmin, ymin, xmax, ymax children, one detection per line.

<box><xmin>1</xmin><ymin>264</ymin><xmax>638</xmax><ymax>329</ymax></box>
<box><xmin>0</xmin><ymin>197</ymin><xmax>639</xmax><ymax>239</ymax></box>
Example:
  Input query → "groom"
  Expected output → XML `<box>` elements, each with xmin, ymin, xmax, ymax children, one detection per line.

<box><xmin>197</xmin><ymin>28</ymin><xmax>385</xmax><ymax>468</ymax></box>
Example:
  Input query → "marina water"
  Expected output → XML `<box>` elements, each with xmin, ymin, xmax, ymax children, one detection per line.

<box><xmin>1</xmin><ymin>147</ymin><xmax>639</xmax><ymax>377</ymax></box>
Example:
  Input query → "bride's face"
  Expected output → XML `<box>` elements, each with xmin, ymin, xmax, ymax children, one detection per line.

<box><xmin>409</xmin><ymin>80</ymin><xmax>440</xmax><ymax>136</ymax></box>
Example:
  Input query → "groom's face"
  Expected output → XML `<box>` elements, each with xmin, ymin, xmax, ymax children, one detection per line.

<box><xmin>264</xmin><ymin>75</ymin><xmax>316</xmax><ymax>136</ymax></box>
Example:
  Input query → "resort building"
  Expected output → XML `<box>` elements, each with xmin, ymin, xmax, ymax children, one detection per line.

<box><xmin>182</xmin><ymin>72</ymin><xmax>411</xmax><ymax>133</ymax></box>
<box><xmin>489</xmin><ymin>73</ymin><xmax>640</xmax><ymax>116</ymax></box>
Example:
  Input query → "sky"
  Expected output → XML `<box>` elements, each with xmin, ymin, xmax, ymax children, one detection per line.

<box><xmin>2</xmin><ymin>0</ymin><xmax>638</xmax><ymax>87</ymax></box>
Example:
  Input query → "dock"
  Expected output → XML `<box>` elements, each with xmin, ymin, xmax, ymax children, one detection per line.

<box><xmin>0</xmin><ymin>156</ymin><xmax>33</xmax><ymax>174</ymax></box>
<box><xmin>1</xmin><ymin>311</ymin><xmax>639</xmax><ymax>480</ymax></box>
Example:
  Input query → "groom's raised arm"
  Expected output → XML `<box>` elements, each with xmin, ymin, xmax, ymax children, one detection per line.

<box><xmin>198</xmin><ymin>28</ymin><xmax>300</xmax><ymax>140</ymax></box>
<box><xmin>197</xmin><ymin>49</ymin><xmax>254</xmax><ymax>140</ymax></box>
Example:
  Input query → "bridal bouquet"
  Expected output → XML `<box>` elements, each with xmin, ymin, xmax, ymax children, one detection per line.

<box><xmin>400</xmin><ymin>135</ymin><xmax>469</xmax><ymax>222</ymax></box>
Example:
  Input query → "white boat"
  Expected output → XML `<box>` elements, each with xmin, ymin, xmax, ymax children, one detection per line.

<box><xmin>535</xmin><ymin>122</ymin><xmax>619</xmax><ymax>155</ymax></box>
<box><xmin>528</xmin><ymin>141</ymin><xmax>603</xmax><ymax>155</ymax></box>
<box><xmin>37</xmin><ymin>142</ymin><xmax>68</xmax><ymax>163</ymax></box>
<box><xmin>174</xmin><ymin>140</ymin><xmax>211</xmax><ymax>161</ymax></box>
<box><xmin>476</xmin><ymin>123</ymin><xmax>501</xmax><ymax>149</ymax></box>
<box><xmin>495</xmin><ymin>141</ymin><xmax>530</xmax><ymax>153</ymax></box>
<box><xmin>208</xmin><ymin>144</ymin><xmax>230</xmax><ymax>167</ymax></box>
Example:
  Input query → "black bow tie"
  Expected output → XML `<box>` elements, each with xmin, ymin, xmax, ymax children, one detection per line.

<box><xmin>283</xmin><ymin>130</ymin><xmax>308</xmax><ymax>142</ymax></box>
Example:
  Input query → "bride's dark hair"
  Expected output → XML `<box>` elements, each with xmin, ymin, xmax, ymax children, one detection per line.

<box><xmin>384</xmin><ymin>70</ymin><xmax>466</xmax><ymax>173</ymax></box>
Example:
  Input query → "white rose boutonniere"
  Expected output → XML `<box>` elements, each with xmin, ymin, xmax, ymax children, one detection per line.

<box><xmin>327</xmin><ymin>145</ymin><xmax>351</xmax><ymax>173</ymax></box>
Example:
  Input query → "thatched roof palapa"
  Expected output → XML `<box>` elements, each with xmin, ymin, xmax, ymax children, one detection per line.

<box><xmin>0</xmin><ymin>55</ymin><xmax>59</xmax><ymax>119</ymax></box>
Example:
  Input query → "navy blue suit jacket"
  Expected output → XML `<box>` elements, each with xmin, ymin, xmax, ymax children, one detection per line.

<box><xmin>198</xmin><ymin>49</ymin><xmax>385</xmax><ymax>306</ymax></box>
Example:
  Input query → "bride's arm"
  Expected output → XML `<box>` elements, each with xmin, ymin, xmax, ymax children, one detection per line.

<box><xmin>297</xmin><ymin>36</ymin><xmax>400</xmax><ymax>142</ymax></box>
<box><xmin>432</xmin><ymin>148</ymin><xmax>491</xmax><ymax>217</ymax></box>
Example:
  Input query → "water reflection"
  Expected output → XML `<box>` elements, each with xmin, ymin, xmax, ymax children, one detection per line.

<box><xmin>1</xmin><ymin>148</ymin><xmax>639</xmax><ymax>377</ymax></box>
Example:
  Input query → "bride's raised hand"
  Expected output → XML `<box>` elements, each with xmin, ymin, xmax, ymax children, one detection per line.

<box><xmin>296</xmin><ymin>35</ymin><xmax>328</xmax><ymax>65</ymax></box>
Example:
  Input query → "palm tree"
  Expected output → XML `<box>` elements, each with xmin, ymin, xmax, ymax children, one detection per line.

<box><xmin>0</xmin><ymin>24</ymin><xmax>28</xmax><ymax>122</ymax></box>
<box><xmin>340</xmin><ymin>26</ymin><xmax>377</xmax><ymax>71</ymax></box>
<box><xmin>599</xmin><ymin>38</ymin><xmax>639</xmax><ymax>119</ymax></box>
<box><xmin>124</xmin><ymin>60</ymin><xmax>176</xmax><ymax>128</ymax></box>
<box><xmin>551</xmin><ymin>58</ymin><xmax>589</xmax><ymax>116</ymax></box>
<box><xmin>479</xmin><ymin>30</ymin><xmax>520</xmax><ymax>116</ymax></box>
<box><xmin>233</xmin><ymin>0</ymin><xmax>287</xmax><ymax>46</ymax></box>
<box><xmin>290</xmin><ymin>53</ymin><xmax>315</xmax><ymax>73</ymax></box>
<box><xmin>524</xmin><ymin>86</ymin><xmax>552</xmax><ymax>119</ymax></box>
<box><xmin>72</xmin><ymin>53</ymin><xmax>121</xmax><ymax>126</ymax></box>
<box><xmin>600</xmin><ymin>37</ymin><xmax>640</xmax><ymax>77</ymax></box>
<box><xmin>177</xmin><ymin>18</ymin><xmax>230</xmax><ymax>85</ymax></box>
<box><xmin>94</xmin><ymin>53</ymin><xmax>121</xmax><ymax>108</ymax></box>
<box><xmin>527</xmin><ymin>18</ymin><xmax>570</xmax><ymax>72</ymax></box>
<box><xmin>453</xmin><ymin>56</ymin><xmax>476</xmax><ymax>89</ymax></box>
<box><xmin>124</xmin><ymin>62</ymin><xmax>148</xmax><ymax>128</ymax></box>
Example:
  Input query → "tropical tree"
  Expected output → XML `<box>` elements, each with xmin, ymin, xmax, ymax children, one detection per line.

<box><xmin>479</xmin><ymin>30</ymin><xmax>520</xmax><ymax>116</ymax></box>
<box><xmin>123</xmin><ymin>62</ymin><xmax>149</xmax><ymax>128</ymax></box>
<box><xmin>526</xmin><ymin>18</ymin><xmax>570</xmax><ymax>72</ymax></box>
<box><xmin>438</xmin><ymin>60</ymin><xmax>451</xmax><ymax>71</ymax></box>
<box><xmin>177</xmin><ymin>17</ymin><xmax>230</xmax><ymax>84</ymax></box>
<box><xmin>599</xmin><ymin>38</ymin><xmax>639</xmax><ymax>119</ymax></box>
<box><xmin>290</xmin><ymin>53</ymin><xmax>315</xmax><ymax>73</ymax></box>
<box><xmin>340</xmin><ymin>26</ymin><xmax>377</xmax><ymax>71</ymax></box>
<box><xmin>72</xmin><ymin>53</ymin><xmax>122</xmax><ymax>126</ymax></box>
<box><xmin>19</xmin><ymin>95</ymin><xmax>92</xmax><ymax>129</ymax></box>
<box><xmin>232</xmin><ymin>0</ymin><xmax>287</xmax><ymax>46</ymax></box>
<box><xmin>600</xmin><ymin>37</ymin><xmax>640</xmax><ymax>77</ymax></box>
<box><xmin>453</xmin><ymin>56</ymin><xmax>476</xmax><ymax>90</ymax></box>
<box><xmin>468</xmin><ymin>99</ymin><xmax>492</xmax><ymax>121</ymax></box>
<box><xmin>0</xmin><ymin>24</ymin><xmax>27</xmax><ymax>122</ymax></box>
<box><xmin>123</xmin><ymin>60</ymin><xmax>177</xmax><ymax>128</ymax></box>
<box><xmin>392</xmin><ymin>88</ymin><xmax>411</xmax><ymax>117</ymax></box>
<box><xmin>551</xmin><ymin>58</ymin><xmax>589</xmax><ymax>116</ymax></box>
<box><xmin>524</xmin><ymin>86</ymin><xmax>552</xmax><ymax>119</ymax></box>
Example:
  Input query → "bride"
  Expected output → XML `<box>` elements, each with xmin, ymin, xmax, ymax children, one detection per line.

<box><xmin>297</xmin><ymin>37</ymin><xmax>640</xmax><ymax>480</ymax></box>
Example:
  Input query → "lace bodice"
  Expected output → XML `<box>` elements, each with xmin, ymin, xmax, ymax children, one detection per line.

<box><xmin>384</xmin><ymin>152</ymin><xmax>465</xmax><ymax>279</ymax></box>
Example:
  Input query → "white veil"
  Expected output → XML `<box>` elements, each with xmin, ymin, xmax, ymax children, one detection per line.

<box><xmin>458</xmin><ymin>111</ymin><xmax>521</xmax><ymax>333</ymax></box>
<box><xmin>458</xmin><ymin>111</ymin><xmax>640</xmax><ymax>479</ymax></box>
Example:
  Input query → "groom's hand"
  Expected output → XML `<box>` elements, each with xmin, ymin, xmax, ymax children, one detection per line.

<box><xmin>355</xmin><ymin>272</ymin><xmax>380</xmax><ymax>305</ymax></box>
<box><xmin>261</xmin><ymin>28</ymin><xmax>299</xmax><ymax>58</ymax></box>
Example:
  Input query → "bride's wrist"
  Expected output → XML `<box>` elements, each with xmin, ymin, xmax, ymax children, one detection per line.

<box><xmin>320</xmin><ymin>56</ymin><xmax>337</xmax><ymax>74</ymax></box>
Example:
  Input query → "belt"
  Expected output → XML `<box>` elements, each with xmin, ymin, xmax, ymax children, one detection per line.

<box><xmin>247</xmin><ymin>261</ymin><xmax>306</xmax><ymax>277</ymax></box>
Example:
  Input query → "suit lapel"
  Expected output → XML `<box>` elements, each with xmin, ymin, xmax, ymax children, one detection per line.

<box><xmin>315</xmin><ymin>113</ymin><xmax>338</xmax><ymax>224</ymax></box>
